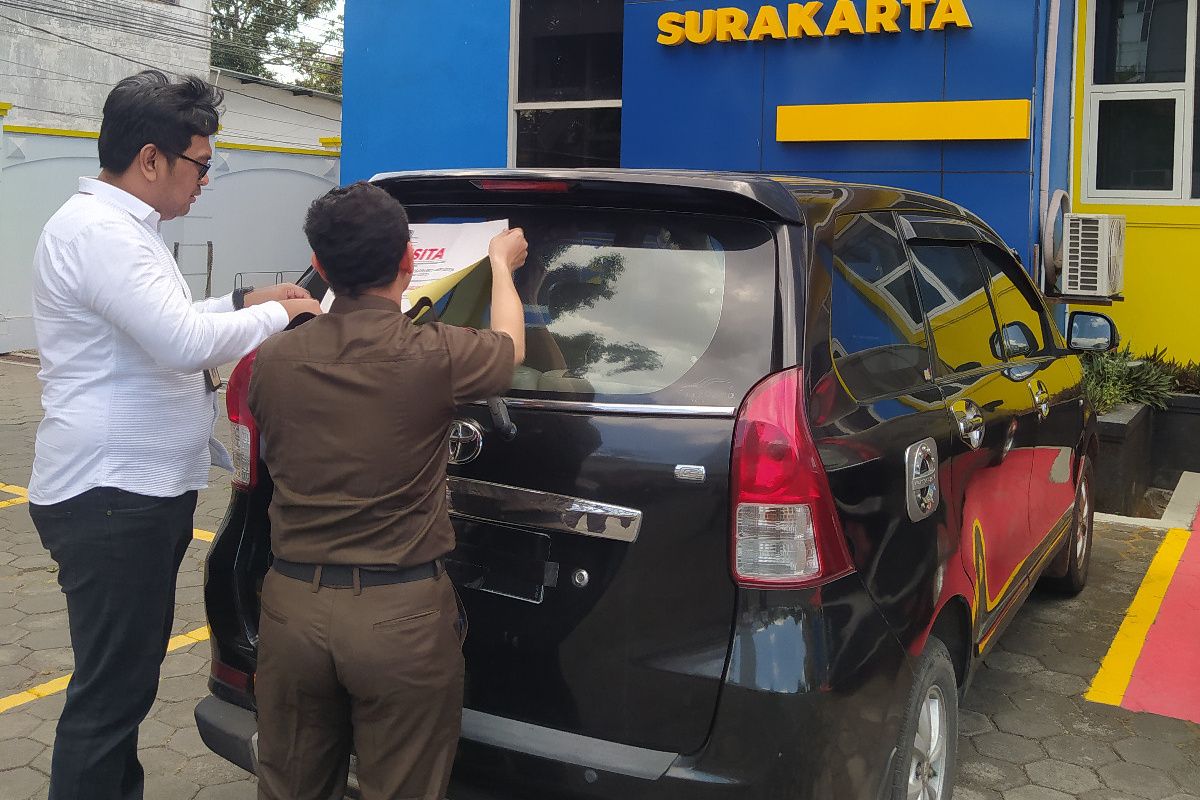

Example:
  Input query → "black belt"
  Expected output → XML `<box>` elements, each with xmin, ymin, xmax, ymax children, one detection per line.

<box><xmin>272</xmin><ymin>558</ymin><xmax>441</xmax><ymax>589</ymax></box>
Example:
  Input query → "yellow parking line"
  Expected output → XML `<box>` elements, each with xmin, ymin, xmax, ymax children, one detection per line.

<box><xmin>1086</xmin><ymin>528</ymin><xmax>1192</xmax><ymax>706</ymax></box>
<box><xmin>0</xmin><ymin>482</ymin><xmax>28</xmax><ymax>509</ymax></box>
<box><xmin>0</xmin><ymin>625</ymin><xmax>211</xmax><ymax>715</ymax></box>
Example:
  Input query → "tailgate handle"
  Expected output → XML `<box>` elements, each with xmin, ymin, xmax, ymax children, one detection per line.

<box><xmin>447</xmin><ymin>477</ymin><xmax>642</xmax><ymax>543</ymax></box>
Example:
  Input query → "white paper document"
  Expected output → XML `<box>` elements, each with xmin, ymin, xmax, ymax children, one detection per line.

<box><xmin>320</xmin><ymin>219</ymin><xmax>508</xmax><ymax>312</ymax></box>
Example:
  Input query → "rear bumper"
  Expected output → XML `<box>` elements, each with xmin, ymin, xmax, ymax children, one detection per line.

<box><xmin>195</xmin><ymin>695</ymin><xmax>258</xmax><ymax>776</ymax></box>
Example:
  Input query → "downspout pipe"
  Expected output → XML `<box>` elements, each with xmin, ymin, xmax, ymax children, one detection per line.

<box><xmin>1039</xmin><ymin>0</ymin><xmax>1067</xmax><ymax>293</ymax></box>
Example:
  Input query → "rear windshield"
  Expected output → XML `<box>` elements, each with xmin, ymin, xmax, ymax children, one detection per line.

<box><xmin>403</xmin><ymin>206</ymin><xmax>778</xmax><ymax>408</ymax></box>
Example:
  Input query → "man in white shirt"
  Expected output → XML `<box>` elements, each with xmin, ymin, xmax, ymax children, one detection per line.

<box><xmin>26</xmin><ymin>70</ymin><xmax>321</xmax><ymax>800</ymax></box>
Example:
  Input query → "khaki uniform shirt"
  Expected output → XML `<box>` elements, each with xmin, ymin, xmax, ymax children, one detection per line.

<box><xmin>248</xmin><ymin>294</ymin><xmax>513</xmax><ymax>567</ymax></box>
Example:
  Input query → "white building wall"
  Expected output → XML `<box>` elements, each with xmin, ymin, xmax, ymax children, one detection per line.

<box><xmin>214</xmin><ymin>72</ymin><xmax>341</xmax><ymax>151</ymax></box>
<box><xmin>0</xmin><ymin>131</ymin><xmax>339</xmax><ymax>353</ymax></box>
<box><xmin>0</xmin><ymin>3</ymin><xmax>345</xmax><ymax>354</ymax></box>
<box><xmin>0</xmin><ymin>0</ymin><xmax>211</xmax><ymax>131</ymax></box>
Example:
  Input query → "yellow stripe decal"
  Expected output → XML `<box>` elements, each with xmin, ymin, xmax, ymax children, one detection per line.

<box><xmin>2</xmin><ymin>125</ymin><xmax>100</xmax><ymax>139</ymax></box>
<box><xmin>1</xmin><ymin>125</ymin><xmax>339</xmax><ymax>156</ymax></box>
<box><xmin>193</xmin><ymin>528</ymin><xmax>215</xmax><ymax>542</ymax></box>
<box><xmin>215</xmin><ymin>140</ymin><xmax>339</xmax><ymax>158</ymax></box>
<box><xmin>777</xmin><ymin>99</ymin><xmax>1032</xmax><ymax>143</ymax></box>
<box><xmin>0</xmin><ymin>626</ymin><xmax>210</xmax><ymax>714</ymax></box>
<box><xmin>1086</xmin><ymin>528</ymin><xmax>1192</xmax><ymax>706</ymax></box>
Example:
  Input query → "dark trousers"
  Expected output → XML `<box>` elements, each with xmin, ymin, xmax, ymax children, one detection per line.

<box><xmin>255</xmin><ymin>568</ymin><xmax>465</xmax><ymax>800</ymax></box>
<box><xmin>29</xmin><ymin>487</ymin><xmax>197</xmax><ymax>800</ymax></box>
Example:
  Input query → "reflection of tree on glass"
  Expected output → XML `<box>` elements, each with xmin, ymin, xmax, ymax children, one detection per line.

<box><xmin>556</xmin><ymin>332</ymin><xmax>663</xmax><ymax>376</ymax></box>
<box><xmin>542</xmin><ymin>252</ymin><xmax>625</xmax><ymax>316</ymax></box>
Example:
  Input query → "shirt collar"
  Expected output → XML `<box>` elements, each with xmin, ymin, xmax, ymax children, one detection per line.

<box><xmin>329</xmin><ymin>293</ymin><xmax>404</xmax><ymax>315</ymax></box>
<box><xmin>78</xmin><ymin>177</ymin><xmax>161</xmax><ymax>227</ymax></box>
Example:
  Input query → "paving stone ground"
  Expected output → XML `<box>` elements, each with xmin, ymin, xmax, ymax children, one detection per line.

<box><xmin>1</xmin><ymin>359</ymin><xmax>1198</xmax><ymax>800</ymax></box>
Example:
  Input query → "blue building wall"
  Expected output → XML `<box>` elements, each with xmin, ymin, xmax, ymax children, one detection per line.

<box><xmin>341</xmin><ymin>0</ymin><xmax>511</xmax><ymax>182</ymax></box>
<box><xmin>341</xmin><ymin>0</ymin><xmax>1078</xmax><ymax>269</ymax></box>
<box><xmin>621</xmin><ymin>0</ymin><xmax>1063</xmax><ymax>266</ymax></box>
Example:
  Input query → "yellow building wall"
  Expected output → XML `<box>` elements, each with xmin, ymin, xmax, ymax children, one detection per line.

<box><xmin>1072</xmin><ymin>0</ymin><xmax>1200</xmax><ymax>363</ymax></box>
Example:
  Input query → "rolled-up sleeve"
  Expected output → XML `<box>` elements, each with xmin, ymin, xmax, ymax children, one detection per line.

<box><xmin>443</xmin><ymin>325</ymin><xmax>515</xmax><ymax>404</ymax></box>
<box><xmin>75</xmin><ymin>221</ymin><xmax>289</xmax><ymax>372</ymax></box>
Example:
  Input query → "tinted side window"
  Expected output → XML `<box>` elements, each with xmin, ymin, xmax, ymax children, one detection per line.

<box><xmin>974</xmin><ymin>245</ymin><xmax>1055</xmax><ymax>358</ymax></box>
<box><xmin>830</xmin><ymin>213</ymin><xmax>932</xmax><ymax>400</ymax></box>
<box><xmin>909</xmin><ymin>243</ymin><xmax>1005</xmax><ymax>376</ymax></box>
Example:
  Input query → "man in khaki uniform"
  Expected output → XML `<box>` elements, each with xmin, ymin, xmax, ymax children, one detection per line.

<box><xmin>248</xmin><ymin>181</ymin><xmax>527</xmax><ymax>800</ymax></box>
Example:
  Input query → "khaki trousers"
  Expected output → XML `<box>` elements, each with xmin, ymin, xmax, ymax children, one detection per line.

<box><xmin>255</xmin><ymin>567</ymin><xmax>464</xmax><ymax>800</ymax></box>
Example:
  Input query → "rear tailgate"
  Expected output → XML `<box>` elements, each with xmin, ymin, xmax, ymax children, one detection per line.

<box><xmin>369</xmin><ymin>177</ymin><xmax>786</xmax><ymax>755</ymax></box>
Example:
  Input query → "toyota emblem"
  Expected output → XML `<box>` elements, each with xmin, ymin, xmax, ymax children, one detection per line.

<box><xmin>448</xmin><ymin>419</ymin><xmax>484</xmax><ymax>465</ymax></box>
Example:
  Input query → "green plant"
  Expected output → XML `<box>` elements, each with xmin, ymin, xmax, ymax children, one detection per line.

<box><xmin>1083</xmin><ymin>346</ymin><xmax>1175</xmax><ymax>414</ymax></box>
<box><xmin>1140</xmin><ymin>347</ymin><xmax>1200</xmax><ymax>395</ymax></box>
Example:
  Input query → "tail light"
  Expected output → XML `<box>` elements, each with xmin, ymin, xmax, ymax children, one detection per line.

<box><xmin>730</xmin><ymin>368</ymin><xmax>854</xmax><ymax>588</ymax></box>
<box><xmin>210</xmin><ymin>654</ymin><xmax>253</xmax><ymax>696</ymax></box>
<box><xmin>225</xmin><ymin>351</ymin><xmax>259</xmax><ymax>490</ymax></box>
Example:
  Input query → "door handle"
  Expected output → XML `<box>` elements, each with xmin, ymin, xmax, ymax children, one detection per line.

<box><xmin>1029</xmin><ymin>381</ymin><xmax>1050</xmax><ymax>420</ymax></box>
<box><xmin>951</xmin><ymin>400</ymin><xmax>985</xmax><ymax>450</ymax></box>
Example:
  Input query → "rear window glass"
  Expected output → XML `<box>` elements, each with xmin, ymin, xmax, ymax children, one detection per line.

<box><xmin>407</xmin><ymin>206</ymin><xmax>777</xmax><ymax>407</ymax></box>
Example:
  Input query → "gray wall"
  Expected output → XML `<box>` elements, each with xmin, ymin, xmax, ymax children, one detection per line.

<box><xmin>0</xmin><ymin>129</ymin><xmax>339</xmax><ymax>353</ymax></box>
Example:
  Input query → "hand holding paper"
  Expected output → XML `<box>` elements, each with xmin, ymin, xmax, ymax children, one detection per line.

<box><xmin>488</xmin><ymin>228</ymin><xmax>529</xmax><ymax>274</ymax></box>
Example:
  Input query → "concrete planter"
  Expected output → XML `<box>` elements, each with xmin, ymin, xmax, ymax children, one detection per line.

<box><xmin>1150</xmin><ymin>393</ymin><xmax>1200</xmax><ymax>490</ymax></box>
<box><xmin>1096</xmin><ymin>402</ymin><xmax>1153</xmax><ymax>516</ymax></box>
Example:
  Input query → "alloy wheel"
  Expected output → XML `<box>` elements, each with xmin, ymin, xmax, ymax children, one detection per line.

<box><xmin>1075</xmin><ymin>477</ymin><xmax>1091</xmax><ymax>564</ymax></box>
<box><xmin>907</xmin><ymin>685</ymin><xmax>948</xmax><ymax>800</ymax></box>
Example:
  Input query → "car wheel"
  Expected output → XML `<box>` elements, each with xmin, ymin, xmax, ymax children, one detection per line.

<box><xmin>890</xmin><ymin>637</ymin><xmax>958</xmax><ymax>800</ymax></box>
<box><xmin>1048</xmin><ymin>457</ymin><xmax>1094</xmax><ymax>595</ymax></box>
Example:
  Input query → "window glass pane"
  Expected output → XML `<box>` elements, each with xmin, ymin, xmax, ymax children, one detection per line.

<box><xmin>518</xmin><ymin>0</ymin><xmax>623</xmax><ymax>102</ymax></box>
<box><xmin>1094</xmin><ymin>0</ymin><xmax>1187</xmax><ymax>84</ymax></box>
<box><xmin>909</xmin><ymin>244</ymin><xmax>1004</xmax><ymax>376</ymax></box>
<box><xmin>974</xmin><ymin>246</ymin><xmax>1054</xmax><ymax>358</ymax></box>
<box><xmin>1096</xmin><ymin>98</ymin><xmax>1175</xmax><ymax>190</ymax></box>
<box><xmin>830</xmin><ymin>213</ymin><xmax>932</xmax><ymax>400</ymax></box>
<box><xmin>516</xmin><ymin>107</ymin><xmax>621</xmax><ymax>167</ymax></box>
<box><xmin>408</xmin><ymin>207</ymin><xmax>776</xmax><ymax>406</ymax></box>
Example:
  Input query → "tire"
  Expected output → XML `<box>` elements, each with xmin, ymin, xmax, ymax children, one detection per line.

<box><xmin>1047</xmin><ymin>457</ymin><xmax>1094</xmax><ymax>595</ymax></box>
<box><xmin>889</xmin><ymin>637</ymin><xmax>958</xmax><ymax>800</ymax></box>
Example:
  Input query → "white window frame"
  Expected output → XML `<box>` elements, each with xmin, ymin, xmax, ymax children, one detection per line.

<box><xmin>506</xmin><ymin>0</ymin><xmax>623</xmax><ymax>168</ymax></box>
<box><xmin>1082</xmin><ymin>0</ymin><xmax>1200</xmax><ymax>203</ymax></box>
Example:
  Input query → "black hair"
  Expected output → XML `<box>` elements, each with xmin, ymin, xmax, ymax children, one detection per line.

<box><xmin>98</xmin><ymin>70</ymin><xmax>223</xmax><ymax>173</ymax></box>
<box><xmin>304</xmin><ymin>182</ymin><xmax>411</xmax><ymax>296</ymax></box>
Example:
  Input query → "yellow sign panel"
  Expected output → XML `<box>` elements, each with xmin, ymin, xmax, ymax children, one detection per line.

<box><xmin>657</xmin><ymin>0</ymin><xmax>972</xmax><ymax>45</ymax></box>
<box><xmin>777</xmin><ymin>99</ymin><xmax>1031</xmax><ymax>142</ymax></box>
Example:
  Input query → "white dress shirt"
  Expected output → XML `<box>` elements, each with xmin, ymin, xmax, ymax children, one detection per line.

<box><xmin>28</xmin><ymin>177</ymin><xmax>291</xmax><ymax>505</ymax></box>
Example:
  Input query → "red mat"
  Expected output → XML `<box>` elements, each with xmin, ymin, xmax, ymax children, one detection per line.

<box><xmin>1120</xmin><ymin>508</ymin><xmax>1200</xmax><ymax>724</ymax></box>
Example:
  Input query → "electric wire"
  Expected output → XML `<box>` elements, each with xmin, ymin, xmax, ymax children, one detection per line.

<box><xmin>0</xmin><ymin>12</ymin><xmax>344</xmax><ymax>119</ymax></box>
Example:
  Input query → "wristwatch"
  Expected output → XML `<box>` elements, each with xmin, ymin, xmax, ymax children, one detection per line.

<box><xmin>232</xmin><ymin>286</ymin><xmax>255</xmax><ymax>310</ymax></box>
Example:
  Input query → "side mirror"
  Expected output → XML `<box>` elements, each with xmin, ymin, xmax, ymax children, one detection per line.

<box><xmin>1067</xmin><ymin>311</ymin><xmax>1119</xmax><ymax>352</ymax></box>
<box><xmin>989</xmin><ymin>322</ymin><xmax>1036</xmax><ymax>360</ymax></box>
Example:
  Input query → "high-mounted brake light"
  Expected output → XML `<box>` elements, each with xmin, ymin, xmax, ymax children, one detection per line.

<box><xmin>473</xmin><ymin>179</ymin><xmax>574</xmax><ymax>192</ymax></box>
<box><xmin>730</xmin><ymin>368</ymin><xmax>854</xmax><ymax>589</ymax></box>
<box><xmin>225</xmin><ymin>351</ymin><xmax>259</xmax><ymax>491</ymax></box>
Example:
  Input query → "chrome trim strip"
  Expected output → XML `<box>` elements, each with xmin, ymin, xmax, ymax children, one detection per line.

<box><xmin>470</xmin><ymin>398</ymin><xmax>736</xmax><ymax>417</ymax></box>
<box><xmin>447</xmin><ymin>477</ymin><xmax>642</xmax><ymax>543</ymax></box>
<box><xmin>461</xmin><ymin>709</ymin><xmax>678</xmax><ymax>780</ymax></box>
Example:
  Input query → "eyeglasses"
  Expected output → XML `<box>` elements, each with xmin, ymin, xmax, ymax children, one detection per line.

<box><xmin>171</xmin><ymin>151</ymin><xmax>211</xmax><ymax>179</ymax></box>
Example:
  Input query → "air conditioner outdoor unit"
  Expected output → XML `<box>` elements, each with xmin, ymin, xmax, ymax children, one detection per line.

<box><xmin>1062</xmin><ymin>213</ymin><xmax>1125</xmax><ymax>297</ymax></box>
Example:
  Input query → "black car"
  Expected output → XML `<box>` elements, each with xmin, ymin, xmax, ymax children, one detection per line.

<box><xmin>196</xmin><ymin>170</ymin><xmax>1117</xmax><ymax>799</ymax></box>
